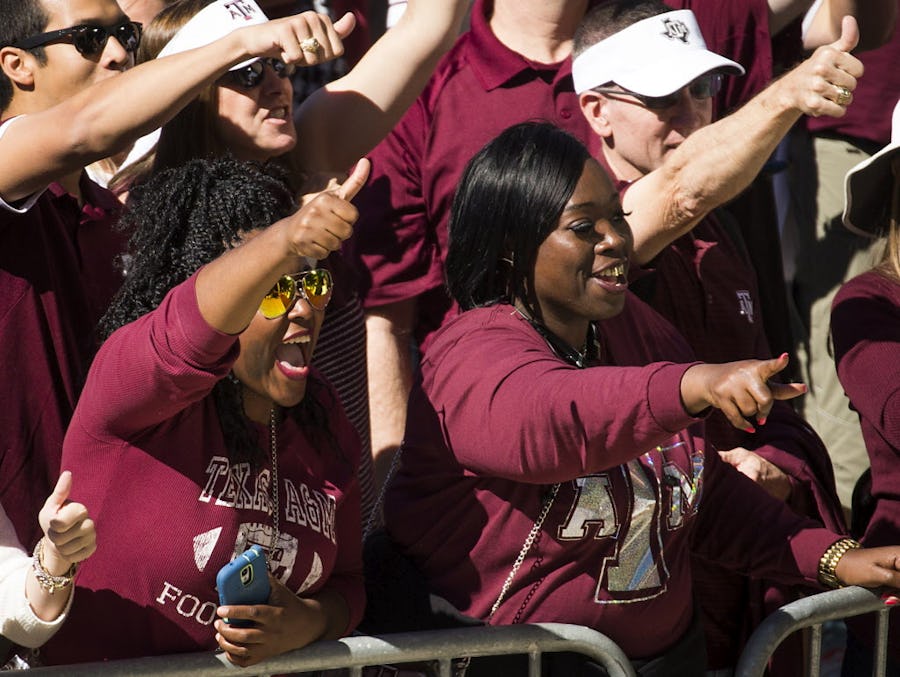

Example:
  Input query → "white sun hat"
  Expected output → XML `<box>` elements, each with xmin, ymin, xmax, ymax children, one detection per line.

<box><xmin>842</xmin><ymin>98</ymin><xmax>900</xmax><ymax>237</ymax></box>
<box><xmin>573</xmin><ymin>9</ymin><xmax>744</xmax><ymax>96</ymax></box>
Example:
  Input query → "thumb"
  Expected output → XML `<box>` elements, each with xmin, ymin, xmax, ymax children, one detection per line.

<box><xmin>760</xmin><ymin>352</ymin><xmax>790</xmax><ymax>381</ymax></box>
<box><xmin>832</xmin><ymin>15</ymin><xmax>859</xmax><ymax>53</ymax></box>
<box><xmin>47</xmin><ymin>470</ymin><xmax>72</xmax><ymax>512</ymax></box>
<box><xmin>717</xmin><ymin>449</ymin><xmax>748</xmax><ymax>467</ymax></box>
<box><xmin>718</xmin><ymin>449</ymin><xmax>736</xmax><ymax>464</ymax></box>
<box><xmin>333</xmin><ymin>11</ymin><xmax>356</xmax><ymax>39</ymax></box>
<box><xmin>335</xmin><ymin>158</ymin><xmax>370</xmax><ymax>201</ymax></box>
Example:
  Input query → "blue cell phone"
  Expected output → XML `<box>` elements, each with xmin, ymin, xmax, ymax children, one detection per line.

<box><xmin>216</xmin><ymin>545</ymin><xmax>271</xmax><ymax>627</ymax></box>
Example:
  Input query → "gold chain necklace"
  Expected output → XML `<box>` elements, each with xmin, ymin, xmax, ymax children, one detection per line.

<box><xmin>267</xmin><ymin>408</ymin><xmax>281</xmax><ymax>566</ymax></box>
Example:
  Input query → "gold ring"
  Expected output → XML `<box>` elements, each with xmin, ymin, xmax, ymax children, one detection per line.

<box><xmin>835</xmin><ymin>85</ymin><xmax>852</xmax><ymax>106</ymax></box>
<box><xmin>300</xmin><ymin>37</ymin><xmax>320</xmax><ymax>54</ymax></box>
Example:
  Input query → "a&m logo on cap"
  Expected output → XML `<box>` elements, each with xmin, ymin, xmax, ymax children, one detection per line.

<box><xmin>224</xmin><ymin>0</ymin><xmax>260</xmax><ymax>21</ymax></box>
<box><xmin>661</xmin><ymin>17</ymin><xmax>690</xmax><ymax>43</ymax></box>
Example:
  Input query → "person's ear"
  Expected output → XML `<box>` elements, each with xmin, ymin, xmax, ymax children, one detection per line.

<box><xmin>578</xmin><ymin>91</ymin><xmax>613</xmax><ymax>139</ymax></box>
<box><xmin>0</xmin><ymin>47</ymin><xmax>37</xmax><ymax>90</ymax></box>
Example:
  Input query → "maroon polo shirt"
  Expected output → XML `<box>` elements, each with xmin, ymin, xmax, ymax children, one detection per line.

<box><xmin>346</xmin><ymin>0</ymin><xmax>600</xmax><ymax>352</ymax></box>
<box><xmin>0</xmin><ymin>173</ymin><xmax>125</xmax><ymax>550</ymax></box>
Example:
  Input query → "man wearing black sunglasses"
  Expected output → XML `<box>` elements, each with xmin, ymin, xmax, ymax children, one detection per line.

<box><xmin>573</xmin><ymin>1</ymin><xmax>865</xmax><ymax>674</ymax></box>
<box><xmin>0</xmin><ymin>0</ymin><xmax>352</xmax><ymax>555</ymax></box>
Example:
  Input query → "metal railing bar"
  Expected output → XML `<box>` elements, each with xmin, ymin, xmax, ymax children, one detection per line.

<box><xmin>26</xmin><ymin>623</ymin><xmax>635</xmax><ymax>677</ymax></box>
<box><xmin>736</xmin><ymin>587</ymin><xmax>892</xmax><ymax>677</ymax></box>
<box><xmin>808</xmin><ymin>623</ymin><xmax>823</xmax><ymax>677</ymax></box>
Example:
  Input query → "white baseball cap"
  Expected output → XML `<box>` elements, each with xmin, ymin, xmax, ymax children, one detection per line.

<box><xmin>573</xmin><ymin>9</ymin><xmax>744</xmax><ymax>96</ymax></box>
<box><xmin>843</xmin><ymin>98</ymin><xmax>900</xmax><ymax>237</ymax></box>
<box><xmin>157</xmin><ymin>0</ymin><xmax>270</xmax><ymax>71</ymax></box>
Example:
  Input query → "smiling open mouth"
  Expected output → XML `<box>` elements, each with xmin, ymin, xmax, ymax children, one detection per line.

<box><xmin>595</xmin><ymin>262</ymin><xmax>627</xmax><ymax>284</ymax></box>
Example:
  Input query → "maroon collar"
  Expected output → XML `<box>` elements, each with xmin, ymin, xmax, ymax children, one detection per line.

<box><xmin>465</xmin><ymin>0</ymin><xmax>575</xmax><ymax>92</ymax></box>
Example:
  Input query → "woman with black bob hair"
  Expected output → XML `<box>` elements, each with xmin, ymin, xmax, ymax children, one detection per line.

<box><xmin>44</xmin><ymin>156</ymin><xmax>370</xmax><ymax>667</ymax></box>
<box><xmin>446</xmin><ymin>120</ymin><xmax>592</xmax><ymax>320</ymax></box>
<box><xmin>380</xmin><ymin>122</ymin><xmax>900</xmax><ymax>675</ymax></box>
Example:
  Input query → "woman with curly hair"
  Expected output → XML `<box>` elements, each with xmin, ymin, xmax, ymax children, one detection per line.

<box><xmin>42</xmin><ymin>156</ymin><xmax>369</xmax><ymax>666</ymax></box>
<box><xmin>111</xmin><ymin>0</ymin><xmax>470</xmax><ymax>525</ymax></box>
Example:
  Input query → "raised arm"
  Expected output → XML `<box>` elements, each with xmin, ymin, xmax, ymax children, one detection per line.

<box><xmin>586</xmin><ymin>17</ymin><xmax>862</xmax><ymax>265</ymax></box>
<box><xmin>26</xmin><ymin>472</ymin><xmax>96</xmax><ymax>628</ymax></box>
<box><xmin>0</xmin><ymin>12</ymin><xmax>354</xmax><ymax>202</ymax></box>
<box><xmin>294</xmin><ymin>0</ymin><xmax>471</xmax><ymax>172</ymax></box>
<box><xmin>803</xmin><ymin>0</ymin><xmax>897</xmax><ymax>51</ymax></box>
<box><xmin>195</xmin><ymin>160</ymin><xmax>369</xmax><ymax>334</ymax></box>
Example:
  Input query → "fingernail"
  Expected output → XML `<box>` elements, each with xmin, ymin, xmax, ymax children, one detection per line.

<box><xmin>882</xmin><ymin>593</ymin><xmax>899</xmax><ymax>606</ymax></box>
<box><xmin>780</xmin><ymin>352</ymin><xmax>789</xmax><ymax>360</ymax></box>
<box><xmin>744</xmin><ymin>426</ymin><xmax>756</xmax><ymax>434</ymax></box>
<box><xmin>758</xmin><ymin>417</ymin><xmax>767</xmax><ymax>426</ymax></box>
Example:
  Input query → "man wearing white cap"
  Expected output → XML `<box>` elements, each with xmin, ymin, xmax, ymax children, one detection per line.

<box><xmin>574</xmin><ymin>0</ymin><xmax>861</xmax><ymax>672</ymax></box>
<box><xmin>0</xmin><ymin>0</ymin><xmax>350</xmax><ymax>554</ymax></box>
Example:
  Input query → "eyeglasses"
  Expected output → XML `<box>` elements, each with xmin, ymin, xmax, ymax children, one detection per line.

<box><xmin>593</xmin><ymin>72</ymin><xmax>723</xmax><ymax>110</ymax></box>
<box><xmin>223</xmin><ymin>58</ymin><xmax>297</xmax><ymax>90</ymax></box>
<box><xmin>259</xmin><ymin>269</ymin><xmax>333</xmax><ymax>319</ymax></box>
<box><xmin>13</xmin><ymin>20</ymin><xmax>142</xmax><ymax>57</ymax></box>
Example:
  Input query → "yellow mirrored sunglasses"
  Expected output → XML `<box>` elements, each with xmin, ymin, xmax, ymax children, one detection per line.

<box><xmin>259</xmin><ymin>269</ymin><xmax>333</xmax><ymax>319</ymax></box>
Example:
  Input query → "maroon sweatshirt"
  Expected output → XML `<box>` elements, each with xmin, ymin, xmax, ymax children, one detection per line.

<box><xmin>385</xmin><ymin>295</ymin><xmax>839</xmax><ymax>660</ymax></box>
<box><xmin>43</xmin><ymin>274</ymin><xmax>364</xmax><ymax>664</ymax></box>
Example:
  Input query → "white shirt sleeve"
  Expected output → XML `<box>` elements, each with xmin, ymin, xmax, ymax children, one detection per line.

<box><xmin>0</xmin><ymin>116</ymin><xmax>46</xmax><ymax>214</ymax></box>
<box><xmin>0</xmin><ymin>508</ymin><xmax>71</xmax><ymax>648</ymax></box>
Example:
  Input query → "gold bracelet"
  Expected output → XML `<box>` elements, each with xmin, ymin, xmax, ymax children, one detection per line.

<box><xmin>818</xmin><ymin>537</ymin><xmax>861</xmax><ymax>589</ymax></box>
<box><xmin>32</xmin><ymin>538</ymin><xmax>78</xmax><ymax>594</ymax></box>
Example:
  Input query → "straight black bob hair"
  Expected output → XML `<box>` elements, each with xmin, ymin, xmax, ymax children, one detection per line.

<box><xmin>446</xmin><ymin>121</ymin><xmax>592</xmax><ymax>317</ymax></box>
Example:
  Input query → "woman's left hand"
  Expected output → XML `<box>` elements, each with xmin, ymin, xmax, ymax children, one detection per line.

<box><xmin>214</xmin><ymin>576</ymin><xmax>327</xmax><ymax>667</ymax></box>
<box><xmin>835</xmin><ymin>547</ymin><xmax>900</xmax><ymax>590</ymax></box>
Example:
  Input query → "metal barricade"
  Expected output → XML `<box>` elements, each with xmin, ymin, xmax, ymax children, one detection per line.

<box><xmin>735</xmin><ymin>586</ymin><xmax>894</xmax><ymax>677</ymax></box>
<box><xmin>26</xmin><ymin>623</ymin><xmax>636</xmax><ymax>677</ymax></box>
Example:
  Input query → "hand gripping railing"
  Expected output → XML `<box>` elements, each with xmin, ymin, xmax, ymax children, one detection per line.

<box><xmin>26</xmin><ymin>623</ymin><xmax>636</xmax><ymax>677</ymax></box>
<box><xmin>735</xmin><ymin>586</ymin><xmax>894</xmax><ymax>677</ymax></box>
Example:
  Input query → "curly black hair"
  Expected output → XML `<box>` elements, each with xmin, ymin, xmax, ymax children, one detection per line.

<box><xmin>101</xmin><ymin>156</ymin><xmax>340</xmax><ymax>466</ymax></box>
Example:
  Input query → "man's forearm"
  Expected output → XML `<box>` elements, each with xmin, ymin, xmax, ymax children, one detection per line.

<box><xmin>628</xmin><ymin>20</ymin><xmax>862</xmax><ymax>263</ymax></box>
<box><xmin>296</xmin><ymin>0</ymin><xmax>471</xmax><ymax>172</ymax></box>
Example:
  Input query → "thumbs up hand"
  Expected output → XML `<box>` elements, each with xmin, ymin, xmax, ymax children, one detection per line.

<box><xmin>37</xmin><ymin>471</ymin><xmax>97</xmax><ymax>576</ymax></box>
<box><xmin>778</xmin><ymin>15</ymin><xmax>863</xmax><ymax>118</ymax></box>
<box><xmin>285</xmin><ymin>158</ymin><xmax>371</xmax><ymax>261</ymax></box>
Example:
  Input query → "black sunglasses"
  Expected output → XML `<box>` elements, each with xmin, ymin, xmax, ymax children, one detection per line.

<box><xmin>593</xmin><ymin>72</ymin><xmax>724</xmax><ymax>110</ymax></box>
<box><xmin>223</xmin><ymin>58</ymin><xmax>297</xmax><ymax>90</ymax></box>
<box><xmin>13</xmin><ymin>20</ymin><xmax>142</xmax><ymax>57</ymax></box>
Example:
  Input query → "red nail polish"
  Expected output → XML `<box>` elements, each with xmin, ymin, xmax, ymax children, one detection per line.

<box><xmin>779</xmin><ymin>352</ymin><xmax>789</xmax><ymax>360</ymax></box>
<box><xmin>881</xmin><ymin>593</ymin><xmax>899</xmax><ymax>605</ymax></box>
<box><xmin>758</xmin><ymin>417</ymin><xmax>767</xmax><ymax>426</ymax></box>
<box><xmin>744</xmin><ymin>426</ymin><xmax>756</xmax><ymax>434</ymax></box>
